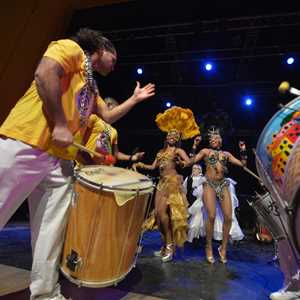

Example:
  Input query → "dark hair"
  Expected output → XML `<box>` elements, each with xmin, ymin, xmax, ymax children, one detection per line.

<box><xmin>70</xmin><ymin>28</ymin><xmax>116</xmax><ymax>55</ymax></box>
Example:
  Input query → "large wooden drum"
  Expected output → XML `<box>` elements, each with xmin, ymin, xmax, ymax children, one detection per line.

<box><xmin>60</xmin><ymin>165</ymin><xmax>153</xmax><ymax>287</ymax></box>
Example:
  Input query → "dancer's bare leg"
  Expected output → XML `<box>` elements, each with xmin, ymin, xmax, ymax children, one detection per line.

<box><xmin>155</xmin><ymin>191</ymin><xmax>172</xmax><ymax>245</ymax></box>
<box><xmin>219</xmin><ymin>187</ymin><xmax>232</xmax><ymax>260</ymax></box>
<box><xmin>202</xmin><ymin>184</ymin><xmax>216</xmax><ymax>261</ymax></box>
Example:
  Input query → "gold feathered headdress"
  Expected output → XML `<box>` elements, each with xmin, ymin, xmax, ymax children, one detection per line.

<box><xmin>155</xmin><ymin>106</ymin><xmax>200</xmax><ymax>140</ymax></box>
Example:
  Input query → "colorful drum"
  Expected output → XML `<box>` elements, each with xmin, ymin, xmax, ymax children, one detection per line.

<box><xmin>255</xmin><ymin>96</ymin><xmax>300</xmax><ymax>201</ymax></box>
<box><xmin>60</xmin><ymin>165</ymin><xmax>154</xmax><ymax>287</ymax></box>
<box><xmin>255</xmin><ymin>96</ymin><xmax>300</xmax><ymax>282</ymax></box>
<box><xmin>283</xmin><ymin>139</ymin><xmax>300</xmax><ymax>253</ymax></box>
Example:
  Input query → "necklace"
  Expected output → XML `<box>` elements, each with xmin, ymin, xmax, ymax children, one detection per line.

<box><xmin>78</xmin><ymin>52</ymin><xmax>99</xmax><ymax>127</ymax></box>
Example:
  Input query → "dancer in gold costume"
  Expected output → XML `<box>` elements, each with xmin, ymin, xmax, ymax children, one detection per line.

<box><xmin>134</xmin><ymin>107</ymin><xmax>200</xmax><ymax>262</ymax></box>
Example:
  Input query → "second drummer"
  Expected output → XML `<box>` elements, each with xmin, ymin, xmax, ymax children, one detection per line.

<box><xmin>77</xmin><ymin>97</ymin><xmax>145</xmax><ymax>166</ymax></box>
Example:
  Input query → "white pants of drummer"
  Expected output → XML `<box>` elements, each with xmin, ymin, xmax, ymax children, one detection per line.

<box><xmin>0</xmin><ymin>138</ymin><xmax>73</xmax><ymax>299</ymax></box>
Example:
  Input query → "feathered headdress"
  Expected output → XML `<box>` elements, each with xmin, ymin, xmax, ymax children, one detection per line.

<box><xmin>155</xmin><ymin>106</ymin><xmax>200</xmax><ymax>140</ymax></box>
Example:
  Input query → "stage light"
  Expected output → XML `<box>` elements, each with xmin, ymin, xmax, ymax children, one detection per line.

<box><xmin>244</xmin><ymin>97</ymin><xmax>253</xmax><ymax>106</ymax></box>
<box><xmin>137</xmin><ymin>67</ymin><xmax>143</xmax><ymax>75</ymax></box>
<box><xmin>204</xmin><ymin>62</ymin><xmax>213</xmax><ymax>71</ymax></box>
<box><xmin>164</xmin><ymin>100</ymin><xmax>173</xmax><ymax>108</ymax></box>
<box><xmin>286</xmin><ymin>57</ymin><xmax>295</xmax><ymax>65</ymax></box>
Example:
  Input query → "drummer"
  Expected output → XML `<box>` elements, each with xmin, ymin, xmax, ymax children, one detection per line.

<box><xmin>0</xmin><ymin>27</ymin><xmax>155</xmax><ymax>300</ymax></box>
<box><xmin>76</xmin><ymin>97</ymin><xmax>145</xmax><ymax>166</ymax></box>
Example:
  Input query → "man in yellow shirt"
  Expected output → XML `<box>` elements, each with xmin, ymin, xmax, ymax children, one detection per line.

<box><xmin>78</xmin><ymin>97</ymin><xmax>145</xmax><ymax>166</ymax></box>
<box><xmin>0</xmin><ymin>28</ymin><xmax>155</xmax><ymax>300</ymax></box>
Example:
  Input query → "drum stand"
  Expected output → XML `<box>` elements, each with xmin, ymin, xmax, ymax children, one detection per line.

<box><xmin>267</xmin><ymin>240</ymin><xmax>279</xmax><ymax>264</ymax></box>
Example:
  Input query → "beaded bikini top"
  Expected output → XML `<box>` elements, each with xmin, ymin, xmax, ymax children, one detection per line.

<box><xmin>205</xmin><ymin>150</ymin><xmax>228</xmax><ymax>173</ymax></box>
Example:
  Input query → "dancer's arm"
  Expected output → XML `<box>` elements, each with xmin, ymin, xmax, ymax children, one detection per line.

<box><xmin>133</xmin><ymin>157</ymin><xmax>158</xmax><ymax>171</ymax></box>
<box><xmin>112</xmin><ymin>143</ymin><xmax>145</xmax><ymax>162</ymax></box>
<box><xmin>227</xmin><ymin>152</ymin><xmax>246</xmax><ymax>167</ymax></box>
<box><xmin>176</xmin><ymin>148</ymin><xmax>192</xmax><ymax>167</ymax></box>
<box><xmin>183</xmin><ymin>148</ymin><xmax>207</xmax><ymax>167</ymax></box>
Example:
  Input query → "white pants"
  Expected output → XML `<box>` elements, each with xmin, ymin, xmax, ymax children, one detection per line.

<box><xmin>0</xmin><ymin>138</ymin><xmax>73</xmax><ymax>299</ymax></box>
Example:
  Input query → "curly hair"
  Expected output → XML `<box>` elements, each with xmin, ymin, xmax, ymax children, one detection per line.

<box><xmin>70</xmin><ymin>28</ymin><xmax>116</xmax><ymax>55</ymax></box>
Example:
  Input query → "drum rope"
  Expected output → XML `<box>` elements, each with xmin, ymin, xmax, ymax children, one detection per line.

<box><xmin>71</xmin><ymin>184</ymin><xmax>80</xmax><ymax>271</ymax></box>
<box><xmin>116</xmin><ymin>189</ymin><xmax>140</xmax><ymax>277</ymax></box>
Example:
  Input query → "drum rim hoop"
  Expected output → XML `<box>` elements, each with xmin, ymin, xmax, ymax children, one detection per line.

<box><xmin>75</xmin><ymin>165</ymin><xmax>153</xmax><ymax>192</ymax></box>
<box><xmin>76</xmin><ymin>174</ymin><xmax>154</xmax><ymax>192</ymax></box>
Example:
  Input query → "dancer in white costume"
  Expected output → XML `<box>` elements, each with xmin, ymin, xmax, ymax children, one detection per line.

<box><xmin>187</xmin><ymin>177</ymin><xmax>244</xmax><ymax>243</ymax></box>
<box><xmin>182</xmin><ymin>164</ymin><xmax>203</xmax><ymax>207</ymax></box>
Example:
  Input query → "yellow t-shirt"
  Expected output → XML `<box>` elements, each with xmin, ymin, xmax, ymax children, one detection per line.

<box><xmin>85</xmin><ymin>114</ymin><xmax>118</xmax><ymax>156</ymax></box>
<box><xmin>0</xmin><ymin>39</ymin><xmax>105</xmax><ymax>160</ymax></box>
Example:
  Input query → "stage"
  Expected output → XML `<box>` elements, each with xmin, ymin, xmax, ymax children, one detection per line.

<box><xmin>0</xmin><ymin>223</ymin><xmax>283</xmax><ymax>300</ymax></box>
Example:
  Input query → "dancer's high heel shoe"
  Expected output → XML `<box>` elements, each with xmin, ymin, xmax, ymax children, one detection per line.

<box><xmin>218</xmin><ymin>246</ymin><xmax>228</xmax><ymax>264</ymax></box>
<box><xmin>161</xmin><ymin>243</ymin><xmax>173</xmax><ymax>262</ymax></box>
<box><xmin>205</xmin><ymin>245</ymin><xmax>215</xmax><ymax>264</ymax></box>
<box><xmin>154</xmin><ymin>246</ymin><xmax>165</xmax><ymax>257</ymax></box>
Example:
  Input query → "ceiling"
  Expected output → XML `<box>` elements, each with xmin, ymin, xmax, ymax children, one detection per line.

<box><xmin>67</xmin><ymin>1</ymin><xmax>300</xmax><ymax>155</ymax></box>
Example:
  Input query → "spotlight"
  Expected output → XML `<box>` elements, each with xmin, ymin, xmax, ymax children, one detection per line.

<box><xmin>244</xmin><ymin>97</ymin><xmax>253</xmax><ymax>107</ymax></box>
<box><xmin>164</xmin><ymin>100</ymin><xmax>173</xmax><ymax>108</ymax></box>
<box><xmin>286</xmin><ymin>57</ymin><xmax>295</xmax><ymax>65</ymax></box>
<box><xmin>137</xmin><ymin>67</ymin><xmax>143</xmax><ymax>75</ymax></box>
<box><xmin>204</xmin><ymin>62</ymin><xmax>213</xmax><ymax>71</ymax></box>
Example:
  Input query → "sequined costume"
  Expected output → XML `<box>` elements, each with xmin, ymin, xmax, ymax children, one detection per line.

<box><xmin>143</xmin><ymin>150</ymin><xmax>188</xmax><ymax>247</ymax></box>
<box><xmin>204</xmin><ymin>150</ymin><xmax>229</xmax><ymax>200</ymax></box>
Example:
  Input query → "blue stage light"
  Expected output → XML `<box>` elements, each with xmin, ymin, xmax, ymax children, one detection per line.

<box><xmin>204</xmin><ymin>63</ymin><xmax>213</xmax><ymax>71</ymax></box>
<box><xmin>244</xmin><ymin>97</ymin><xmax>253</xmax><ymax>106</ymax></box>
<box><xmin>163</xmin><ymin>100</ymin><xmax>174</xmax><ymax>108</ymax></box>
<box><xmin>287</xmin><ymin>57</ymin><xmax>295</xmax><ymax>65</ymax></box>
<box><xmin>137</xmin><ymin>67</ymin><xmax>143</xmax><ymax>74</ymax></box>
<box><xmin>165</xmin><ymin>101</ymin><xmax>172</xmax><ymax>108</ymax></box>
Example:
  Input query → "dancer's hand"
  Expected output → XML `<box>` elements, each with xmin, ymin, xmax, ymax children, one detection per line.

<box><xmin>132</xmin><ymin>163</ymin><xmax>138</xmax><ymax>171</ymax></box>
<box><xmin>132</xmin><ymin>152</ymin><xmax>145</xmax><ymax>162</ymax></box>
<box><xmin>239</xmin><ymin>140</ymin><xmax>246</xmax><ymax>151</ymax></box>
<box><xmin>193</xmin><ymin>135</ymin><xmax>202</xmax><ymax>149</ymax></box>
<box><xmin>176</xmin><ymin>156</ymin><xmax>187</xmax><ymax>168</ymax></box>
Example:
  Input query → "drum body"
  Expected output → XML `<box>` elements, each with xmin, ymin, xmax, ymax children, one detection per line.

<box><xmin>255</xmin><ymin>96</ymin><xmax>300</xmax><ymax>282</ymax></box>
<box><xmin>255</xmin><ymin>96</ymin><xmax>300</xmax><ymax>204</ymax></box>
<box><xmin>60</xmin><ymin>165</ymin><xmax>153</xmax><ymax>287</ymax></box>
<box><xmin>283</xmin><ymin>139</ymin><xmax>300</xmax><ymax>254</ymax></box>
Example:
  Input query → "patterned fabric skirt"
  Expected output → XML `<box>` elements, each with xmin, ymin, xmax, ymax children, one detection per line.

<box><xmin>143</xmin><ymin>174</ymin><xmax>188</xmax><ymax>247</ymax></box>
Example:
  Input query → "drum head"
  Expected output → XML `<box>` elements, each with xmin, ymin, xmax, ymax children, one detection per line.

<box><xmin>76</xmin><ymin>165</ymin><xmax>153</xmax><ymax>191</ymax></box>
